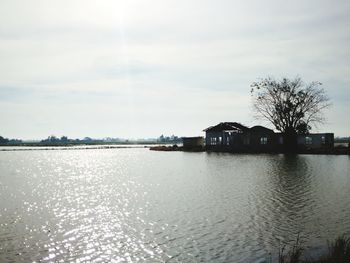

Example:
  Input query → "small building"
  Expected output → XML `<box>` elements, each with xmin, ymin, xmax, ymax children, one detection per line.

<box><xmin>204</xmin><ymin>122</ymin><xmax>251</xmax><ymax>152</ymax></box>
<box><xmin>182</xmin><ymin>137</ymin><xmax>204</xmax><ymax>149</ymax></box>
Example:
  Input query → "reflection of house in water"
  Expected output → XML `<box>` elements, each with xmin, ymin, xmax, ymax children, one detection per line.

<box><xmin>204</xmin><ymin>122</ymin><xmax>334</xmax><ymax>152</ymax></box>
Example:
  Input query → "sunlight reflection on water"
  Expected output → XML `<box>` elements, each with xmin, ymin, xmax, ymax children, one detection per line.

<box><xmin>0</xmin><ymin>149</ymin><xmax>349</xmax><ymax>262</ymax></box>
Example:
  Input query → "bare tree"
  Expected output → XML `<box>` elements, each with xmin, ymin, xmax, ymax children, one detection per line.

<box><xmin>250</xmin><ymin>77</ymin><xmax>331</xmax><ymax>149</ymax></box>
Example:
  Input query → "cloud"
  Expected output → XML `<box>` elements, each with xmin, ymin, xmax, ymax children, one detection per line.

<box><xmin>0</xmin><ymin>0</ymin><xmax>350</xmax><ymax>138</ymax></box>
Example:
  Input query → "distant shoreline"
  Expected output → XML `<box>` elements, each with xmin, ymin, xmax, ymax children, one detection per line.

<box><xmin>0</xmin><ymin>141</ymin><xmax>175</xmax><ymax>147</ymax></box>
<box><xmin>0</xmin><ymin>144</ymin><xmax>154</xmax><ymax>151</ymax></box>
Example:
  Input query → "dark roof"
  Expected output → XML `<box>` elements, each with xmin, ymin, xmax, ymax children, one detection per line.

<box><xmin>204</xmin><ymin>122</ymin><xmax>274</xmax><ymax>134</ymax></box>
<box><xmin>250</xmin><ymin>125</ymin><xmax>274</xmax><ymax>134</ymax></box>
<box><xmin>203</xmin><ymin>122</ymin><xmax>249</xmax><ymax>132</ymax></box>
<box><xmin>228</xmin><ymin>122</ymin><xmax>250</xmax><ymax>131</ymax></box>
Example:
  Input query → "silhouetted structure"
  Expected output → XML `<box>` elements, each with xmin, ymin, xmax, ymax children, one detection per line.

<box><xmin>204</xmin><ymin>122</ymin><xmax>334</xmax><ymax>153</ymax></box>
<box><xmin>182</xmin><ymin>137</ymin><xmax>204</xmax><ymax>150</ymax></box>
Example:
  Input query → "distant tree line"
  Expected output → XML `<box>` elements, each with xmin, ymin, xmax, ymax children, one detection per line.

<box><xmin>39</xmin><ymin>136</ymin><xmax>108</xmax><ymax>145</ymax></box>
<box><xmin>157</xmin><ymin>135</ymin><xmax>182</xmax><ymax>143</ymax></box>
<box><xmin>335</xmin><ymin>137</ymin><xmax>350</xmax><ymax>143</ymax></box>
<box><xmin>1</xmin><ymin>134</ymin><xmax>184</xmax><ymax>146</ymax></box>
<box><xmin>0</xmin><ymin>136</ymin><xmax>22</xmax><ymax>145</ymax></box>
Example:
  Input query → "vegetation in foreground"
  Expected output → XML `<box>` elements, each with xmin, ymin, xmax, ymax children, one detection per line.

<box><xmin>276</xmin><ymin>235</ymin><xmax>350</xmax><ymax>263</ymax></box>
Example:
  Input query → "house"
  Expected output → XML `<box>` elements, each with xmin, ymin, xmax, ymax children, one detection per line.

<box><xmin>204</xmin><ymin>122</ymin><xmax>334</xmax><ymax>152</ymax></box>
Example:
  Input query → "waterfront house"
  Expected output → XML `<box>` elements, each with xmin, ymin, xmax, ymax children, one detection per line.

<box><xmin>204</xmin><ymin>122</ymin><xmax>334</xmax><ymax>152</ymax></box>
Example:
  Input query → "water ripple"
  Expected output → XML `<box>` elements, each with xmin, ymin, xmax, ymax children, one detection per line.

<box><xmin>0</xmin><ymin>150</ymin><xmax>350</xmax><ymax>262</ymax></box>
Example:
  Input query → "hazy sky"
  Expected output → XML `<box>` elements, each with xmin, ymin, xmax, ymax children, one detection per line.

<box><xmin>1</xmin><ymin>0</ymin><xmax>349</xmax><ymax>139</ymax></box>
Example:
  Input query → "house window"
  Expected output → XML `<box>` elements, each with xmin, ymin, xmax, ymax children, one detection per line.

<box><xmin>218</xmin><ymin>137</ymin><xmax>222</xmax><ymax>144</ymax></box>
<box><xmin>305</xmin><ymin>136</ymin><xmax>312</xmax><ymax>145</ymax></box>
<box><xmin>225</xmin><ymin>132</ymin><xmax>230</xmax><ymax>145</ymax></box>
<box><xmin>321</xmin><ymin>136</ymin><xmax>326</xmax><ymax>144</ymax></box>
<box><xmin>260</xmin><ymin>137</ymin><xmax>268</xmax><ymax>145</ymax></box>
<box><xmin>210</xmin><ymin>137</ymin><xmax>217</xmax><ymax>145</ymax></box>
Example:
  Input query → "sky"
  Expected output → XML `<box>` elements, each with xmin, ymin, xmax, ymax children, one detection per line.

<box><xmin>0</xmin><ymin>0</ymin><xmax>350</xmax><ymax>139</ymax></box>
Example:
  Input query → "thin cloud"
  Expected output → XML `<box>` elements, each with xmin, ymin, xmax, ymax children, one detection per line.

<box><xmin>0</xmin><ymin>0</ymin><xmax>349</xmax><ymax>138</ymax></box>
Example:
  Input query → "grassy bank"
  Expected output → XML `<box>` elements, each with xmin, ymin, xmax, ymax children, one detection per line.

<box><xmin>277</xmin><ymin>235</ymin><xmax>350</xmax><ymax>263</ymax></box>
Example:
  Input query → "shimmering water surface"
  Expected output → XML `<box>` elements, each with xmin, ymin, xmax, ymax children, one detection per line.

<box><xmin>0</xmin><ymin>148</ymin><xmax>349</xmax><ymax>262</ymax></box>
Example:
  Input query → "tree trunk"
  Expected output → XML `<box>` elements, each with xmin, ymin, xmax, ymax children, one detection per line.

<box><xmin>283</xmin><ymin>129</ymin><xmax>298</xmax><ymax>153</ymax></box>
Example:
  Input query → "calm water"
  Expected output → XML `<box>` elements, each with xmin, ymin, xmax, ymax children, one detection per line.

<box><xmin>0</xmin><ymin>148</ymin><xmax>349</xmax><ymax>262</ymax></box>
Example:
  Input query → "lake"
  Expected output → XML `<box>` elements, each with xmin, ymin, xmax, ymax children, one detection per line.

<box><xmin>0</xmin><ymin>148</ymin><xmax>349</xmax><ymax>262</ymax></box>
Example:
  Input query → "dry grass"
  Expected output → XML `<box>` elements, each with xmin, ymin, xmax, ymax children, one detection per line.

<box><xmin>278</xmin><ymin>234</ymin><xmax>303</xmax><ymax>263</ymax></box>
<box><xmin>308</xmin><ymin>236</ymin><xmax>350</xmax><ymax>263</ymax></box>
<box><xmin>275</xmin><ymin>235</ymin><xmax>350</xmax><ymax>263</ymax></box>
